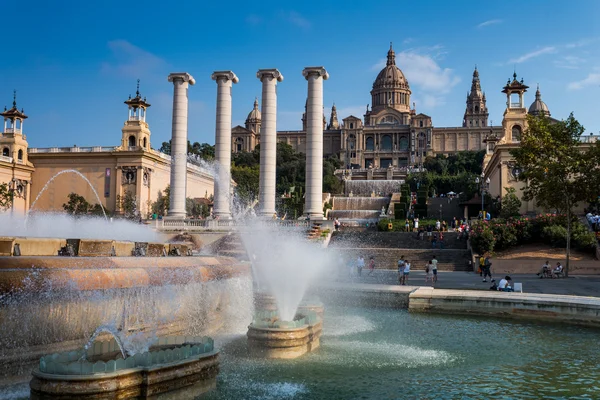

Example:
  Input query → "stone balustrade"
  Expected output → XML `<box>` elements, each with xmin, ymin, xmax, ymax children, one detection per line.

<box><xmin>156</xmin><ymin>218</ymin><xmax>311</xmax><ymax>232</ymax></box>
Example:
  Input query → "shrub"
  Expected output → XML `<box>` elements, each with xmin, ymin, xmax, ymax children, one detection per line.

<box><xmin>470</xmin><ymin>223</ymin><xmax>496</xmax><ymax>254</ymax></box>
<box><xmin>541</xmin><ymin>225</ymin><xmax>567</xmax><ymax>248</ymax></box>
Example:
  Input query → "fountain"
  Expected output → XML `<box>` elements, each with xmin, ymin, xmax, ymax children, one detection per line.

<box><xmin>27</xmin><ymin>169</ymin><xmax>108</xmax><ymax>222</ymax></box>
<box><xmin>328</xmin><ymin>196</ymin><xmax>390</xmax><ymax>222</ymax></box>
<box><xmin>239</xmin><ymin>222</ymin><xmax>331</xmax><ymax>358</ymax></box>
<box><xmin>344</xmin><ymin>180</ymin><xmax>403</xmax><ymax>196</ymax></box>
<box><xmin>30</xmin><ymin>335</ymin><xmax>218</xmax><ymax>399</ymax></box>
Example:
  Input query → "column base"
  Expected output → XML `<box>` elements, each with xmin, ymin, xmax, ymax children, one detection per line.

<box><xmin>305</xmin><ymin>213</ymin><xmax>324</xmax><ymax>221</ymax></box>
<box><xmin>165</xmin><ymin>212</ymin><xmax>186</xmax><ymax>220</ymax></box>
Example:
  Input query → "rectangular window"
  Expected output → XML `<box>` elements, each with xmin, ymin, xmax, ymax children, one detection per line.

<box><xmin>104</xmin><ymin>168</ymin><xmax>111</xmax><ymax>197</ymax></box>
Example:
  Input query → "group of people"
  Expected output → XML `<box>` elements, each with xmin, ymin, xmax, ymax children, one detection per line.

<box><xmin>489</xmin><ymin>276</ymin><xmax>514</xmax><ymax>292</ymax></box>
<box><xmin>537</xmin><ymin>261</ymin><xmax>564</xmax><ymax>278</ymax></box>
<box><xmin>395</xmin><ymin>255</ymin><xmax>438</xmax><ymax>285</ymax></box>
<box><xmin>349</xmin><ymin>255</ymin><xmax>376</xmax><ymax>277</ymax></box>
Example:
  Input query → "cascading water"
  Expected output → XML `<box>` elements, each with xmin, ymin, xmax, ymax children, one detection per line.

<box><xmin>239</xmin><ymin>222</ymin><xmax>332</xmax><ymax>321</ymax></box>
<box><xmin>26</xmin><ymin>169</ymin><xmax>107</xmax><ymax>221</ymax></box>
<box><xmin>344</xmin><ymin>180</ymin><xmax>403</xmax><ymax>196</ymax></box>
<box><xmin>328</xmin><ymin>196</ymin><xmax>390</xmax><ymax>220</ymax></box>
<box><xmin>79</xmin><ymin>325</ymin><xmax>128</xmax><ymax>360</ymax></box>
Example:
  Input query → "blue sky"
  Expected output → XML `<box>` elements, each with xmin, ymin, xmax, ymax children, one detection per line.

<box><xmin>1</xmin><ymin>0</ymin><xmax>598</xmax><ymax>148</ymax></box>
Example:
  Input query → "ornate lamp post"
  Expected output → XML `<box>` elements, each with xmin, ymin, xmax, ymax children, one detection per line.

<box><xmin>475</xmin><ymin>174</ymin><xmax>491</xmax><ymax>217</ymax></box>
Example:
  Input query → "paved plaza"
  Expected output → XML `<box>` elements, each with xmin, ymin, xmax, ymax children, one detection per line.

<box><xmin>335</xmin><ymin>269</ymin><xmax>600</xmax><ymax>298</ymax></box>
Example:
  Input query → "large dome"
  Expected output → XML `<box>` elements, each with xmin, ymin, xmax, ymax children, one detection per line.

<box><xmin>528</xmin><ymin>85</ymin><xmax>550</xmax><ymax>117</ymax></box>
<box><xmin>370</xmin><ymin>44</ymin><xmax>411</xmax><ymax>114</ymax></box>
<box><xmin>373</xmin><ymin>47</ymin><xmax>410</xmax><ymax>90</ymax></box>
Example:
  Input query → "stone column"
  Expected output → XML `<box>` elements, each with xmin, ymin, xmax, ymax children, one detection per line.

<box><xmin>211</xmin><ymin>71</ymin><xmax>239</xmax><ymax>220</ymax></box>
<box><xmin>302</xmin><ymin>67</ymin><xmax>329</xmax><ymax>220</ymax></box>
<box><xmin>256</xmin><ymin>69</ymin><xmax>284</xmax><ymax>217</ymax></box>
<box><xmin>167</xmin><ymin>72</ymin><xmax>195</xmax><ymax>219</ymax></box>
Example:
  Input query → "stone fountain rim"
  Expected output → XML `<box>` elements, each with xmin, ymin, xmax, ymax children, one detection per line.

<box><xmin>247</xmin><ymin>324</ymin><xmax>314</xmax><ymax>332</ymax></box>
<box><xmin>31</xmin><ymin>350</ymin><xmax>219</xmax><ymax>381</ymax></box>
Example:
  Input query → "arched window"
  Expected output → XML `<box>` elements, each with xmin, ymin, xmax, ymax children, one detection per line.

<box><xmin>418</xmin><ymin>133</ymin><xmax>426</xmax><ymax>150</ymax></box>
<box><xmin>475</xmin><ymin>105</ymin><xmax>479</xmax><ymax>113</ymax></box>
<box><xmin>143</xmin><ymin>137</ymin><xmax>147</xmax><ymax>148</ymax></box>
<box><xmin>128</xmin><ymin>135</ymin><xmax>136</xmax><ymax>147</ymax></box>
<box><xmin>235</xmin><ymin>137</ymin><xmax>244</xmax><ymax>152</ymax></box>
<box><xmin>381</xmin><ymin>135</ymin><xmax>392</xmax><ymax>150</ymax></box>
<box><xmin>399</xmin><ymin>136</ymin><xmax>409</xmax><ymax>150</ymax></box>
<box><xmin>17</xmin><ymin>149</ymin><xmax>23</xmax><ymax>160</ymax></box>
<box><xmin>350</xmin><ymin>123</ymin><xmax>354</xmax><ymax>129</ymax></box>
<box><xmin>419</xmin><ymin>120</ymin><xmax>423</xmax><ymax>127</ymax></box>
<box><xmin>366</xmin><ymin>137</ymin><xmax>374</xmax><ymax>151</ymax></box>
<box><xmin>512</xmin><ymin>125</ymin><xmax>522</xmax><ymax>142</ymax></box>
<box><xmin>2</xmin><ymin>148</ymin><xmax>8</xmax><ymax>157</ymax></box>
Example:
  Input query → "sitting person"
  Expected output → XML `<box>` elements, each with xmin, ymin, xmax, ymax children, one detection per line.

<box><xmin>537</xmin><ymin>260</ymin><xmax>551</xmax><ymax>278</ymax></box>
<box><xmin>553</xmin><ymin>262</ymin><xmax>564</xmax><ymax>278</ymax></box>
<box><xmin>489</xmin><ymin>279</ymin><xmax>498</xmax><ymax>291</ymax></box>
<box><xmin>497</xmin><ymin>276</ymin><xmax>514</xmax><ymax>292</ymax></box>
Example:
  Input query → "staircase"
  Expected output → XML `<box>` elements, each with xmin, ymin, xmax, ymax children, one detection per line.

<box><xmin>205</xmin><ymin>232</ymin><xmax>249</xmax><ymax>260</ymax></box>
<box><xmin>307</xmin><ymin>222</ymin><xmax>324</xmax><ymax>240</ymax></box>
<box><xmin>330</xmin><ymin>231</ymin><xmax>471</xmax><ymax>271</ymax></box>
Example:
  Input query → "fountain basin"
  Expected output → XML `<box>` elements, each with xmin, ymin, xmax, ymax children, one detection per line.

<box><xmin>30</xmin><ymin>336</ymin><xmax>218</xmax><ymax>399</ymax></box>
<box><xmin>253</xmin><ymin>292</ymin><xmax>325</xmax><ymax>319</ymax></box>
<box><xmin>0</xmin><ymin>256</ymin><xmax>248</xmax><ymax>291</ymax></box>
<box><xmin>247</xmin><ymin>311</ymin><xmax>322</xmax><ymax>359</ymax></box>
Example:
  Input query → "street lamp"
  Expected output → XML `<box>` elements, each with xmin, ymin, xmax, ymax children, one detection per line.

<box><xmin>475</xmin><ymin>174</ymin><xmax>491</xmax><ymax>218</ymax></box>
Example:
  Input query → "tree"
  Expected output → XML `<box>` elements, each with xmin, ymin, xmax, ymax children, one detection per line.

<box><xmin>511</xmin><ymin>113</ymin><xmax>600</xmax><ymax>277</ymax></box>
<box><xmin>151</xmin><ymin>186</ymin><xmax>170</xmax><ymax>216</ymax></box>
<box><xmin>159</xmin><ymin>140</ymin><xmax>215</xmax><ymax>161</ymax></box>
<box><xmin>0</xmin><ymin>183</ymin><xmax>13</xmax><ymax>211</ymax></box>
<box><xmin>117</xmin><ymin>190</ymin><xmax>138</xmax><ymax>219</ymax></box>
<box><xmin>231</xmin><ymin>165</ymin><xmax>260</xmax><ymax>204</ymax></box>
<box><xmin>63</xmin><ymin>193</ymin><xmax>91</xmax><ymax>215</ymax></box>
<box><xmin>499</xmin><ymin>187</ymin><xmax>522</xmax><ymax>219</ymax></box>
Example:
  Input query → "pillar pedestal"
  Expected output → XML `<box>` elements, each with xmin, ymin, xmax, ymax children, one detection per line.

<box><xmin>256</xmin><ymin>69</ymin><xmax>284</xmax><ymax>217</ymax></box>
<box><xmin>166</xmin><ymin>72</ymin><xmax>195</xmax><ymax>219</ymax></box>
<box><xmin>302</xmin><ymin>67</ymin><xmax>329</xmax><ymax>221</ymax></box>
<box><xmin>211</xmin><ymin>71</ymin><xmax>239</xmax><ymax>220</ymax></box>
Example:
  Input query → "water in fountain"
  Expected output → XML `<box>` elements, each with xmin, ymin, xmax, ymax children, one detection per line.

<box><xmin>239</xmin><ymin>222</ymin><xmax>333</xmax><ymax>321</ymax></box>
<box><xmin>344</xmin><ymin>180</ymin><xmax>403</xmax><ymax>196</ymax></box>
<box><xmin>79</xmin><ymin>325</ymin><xmax>128</xmax><ymax>360</ymax></box>
<box><xmin>328</xmin><ymin>197</ymin><xmax>390</xmax><ymax>220</ymax></box>
<box><xmin>27</xmin><ymin>169</ymin><xmax>107</xmax><ymax>221</ymax></box>
<box><xmin>0</xmin><ymin>212</ymin><xmax>159</xmax><ymax>242</ymax></box>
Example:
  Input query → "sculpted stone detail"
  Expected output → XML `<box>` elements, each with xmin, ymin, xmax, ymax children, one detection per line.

<box><xmin>122</xmin><ymin>167</ymin><xmax>137</xmax><ymax>185</ymax></box>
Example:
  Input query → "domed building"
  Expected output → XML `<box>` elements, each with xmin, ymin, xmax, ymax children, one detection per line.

<box><xmin>231</xmin><ymin>45</ymin><xmax>568</xmax><ymax>179</ymax></box>
<box><xmin>528</xmin><ymin>85</ymin><xmax>551</xmax><ymax>117</ymax></box>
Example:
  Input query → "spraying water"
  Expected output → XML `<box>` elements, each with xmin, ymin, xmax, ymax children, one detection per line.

<box><xmin>239</xmin><ymin>222</ymin><xmax>333</xmax><ymax>321</ymax></box>
<box><xmin>80</xmin><ymin>325</ymin><xmax>128</xmax><ymax>360</ymax></box>
<box><xmin>27</xmin><ymin>169</ymin><xmax>107</xmax><ymax>221</ymax></box>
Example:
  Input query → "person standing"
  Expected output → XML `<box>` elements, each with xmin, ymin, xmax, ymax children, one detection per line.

<box><xmin>414</xmin><ymin>217</ymin><xmax>419</xmax><ymax>232</ymax></box>
<box><xmin>482</xmin><ymin>255</ymin><xmax>492</xmax><ymax>282</ymax></box>
<box><xmin>357</xmin><ymin>256</ymin><xmax>365</xmax><ymax>277</ymax></box>
<box><xmin>368</xmin><ymin>256</ymin><xmax>376</xmax><ymax>276</ymax></box>
<box><xmin>334</xmin><ymin>218</ymin><xmax>341</xmax><ymax>231</ymax></box>
<box><xmin>431</xmin><ymin>255</ymin><xmax>438</xmax><ymax>283</ymax></box>
<box><xmin>425</xmin><ymin>260</ymin><xmax>433</xmax><ymax>284</ymax></box>
<box><xmin>401</xmin><ymin>260</ymin><xmax>411</xmax><ymax>285</ymax></box>
<box><xmin>397</xmin><ymin>256</ymin><xmax>405</xmax><ymax>284</ymax></box>
<box><xmin>435</xmin><ymin>219</ymin><xmax>441</xmax><ymax>232</ymax></box>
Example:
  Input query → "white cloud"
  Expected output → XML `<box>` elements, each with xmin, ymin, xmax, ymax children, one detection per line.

<box><xmin>477</xmin><ymin>19</ymin><xmax>502</xmax><ymax>28</ymax></box>
<box><xmin>100</xmin><ymin>40</ymin><xmax>166</xmax><ymax>78</ymax></box>
<box><xmin>283</xmin><ymin>11</ymin><xmax>311</xmax><ymax>29</ymax></box>
<box><xmin>508</xmin><ymin>46</ymin><xmax>557</xmax><ymax>64</ymax></box>
<box><xmin>402</xmin><ymin>38</ymin><xmax>415</xmax><ymax>45</ymax></box>
<box><xmin>565</xmin><ymin>38</ymin><xmax>599</xmax><ymax>48</ymax></box>
<box><xmin>567</xmin><ymin>73</ymin><xmax>600</xmax><ymax>90</ymax></box>
<box><xmin>397</xmin><ymin>52</ymin><xmax>460</xmax><ymax>93</ymax></box>
<box><xmin>246</xmin><ymin>14</ymin><xmax>262</xmax><ymax>25</ymax></box>
<box><xmin>554</xmin><ymin>55</ymin><xmax>586</xmax><ymax>69</ymax></box>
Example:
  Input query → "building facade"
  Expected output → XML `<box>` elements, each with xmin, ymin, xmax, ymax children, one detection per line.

<box><xmin>232</xmin><ymin>44</ymin><xmax>503</xmax><ymax>168</ymax></box>
<box><xmin>0</xmin><ymin>84</ymin><xmax>215</xmax><ymax>216</ymax></box>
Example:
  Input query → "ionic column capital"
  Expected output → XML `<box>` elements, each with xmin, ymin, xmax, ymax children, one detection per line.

<box><xmin>257</xmin><ymin>69</ymin><xmax>284</xmax><ymax>83</ymax></box>
<box><xmin>168</xmin><ymin>72</ymin><xmax>196</xmax><ymax>85</ymax></box>
<box><xmin>302</xmin><ymin>66</ymin><xmax>329</xmax><ymax>80</ymax></box>
<box><xmin>211</xmin><ymin>70</ymin><xmax>239</xmax><ymax>84</ymax></box>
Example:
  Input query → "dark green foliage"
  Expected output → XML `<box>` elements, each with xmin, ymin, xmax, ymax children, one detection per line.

<box><xmin>0</xmin><ymin>183</ymin><xmax>13</xmax><ymax>211</ymax></box>
<box><xmin>63</xmin><ymin>192</ymin><xmax>107</xmax><ymax>217</ymax></box>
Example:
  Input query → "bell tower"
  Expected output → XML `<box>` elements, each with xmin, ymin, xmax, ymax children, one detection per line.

<box><xmin>463</xmin><ymin>67</ymin><xmax>489</xmax><ymax>128</ymax></box>
<box><xmin>121</xmin><ymin>79</ymin><xmax>152</xmax><ymax>151</ymax></box>
<box><xmin>500</xmin><ymin>72</ymin><xmax>529</xmax><ymax>144</ymax></box>
<box><xmin>0</xmin><ymin>90</ymin><xmax>29</xmax><ymax>165</ymax></box>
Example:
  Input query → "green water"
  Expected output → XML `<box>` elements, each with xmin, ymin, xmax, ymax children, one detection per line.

<box><xmin>204</xmin><ymin>306</ymin><xmax>600</xmax><ymax>400</ymax></box>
